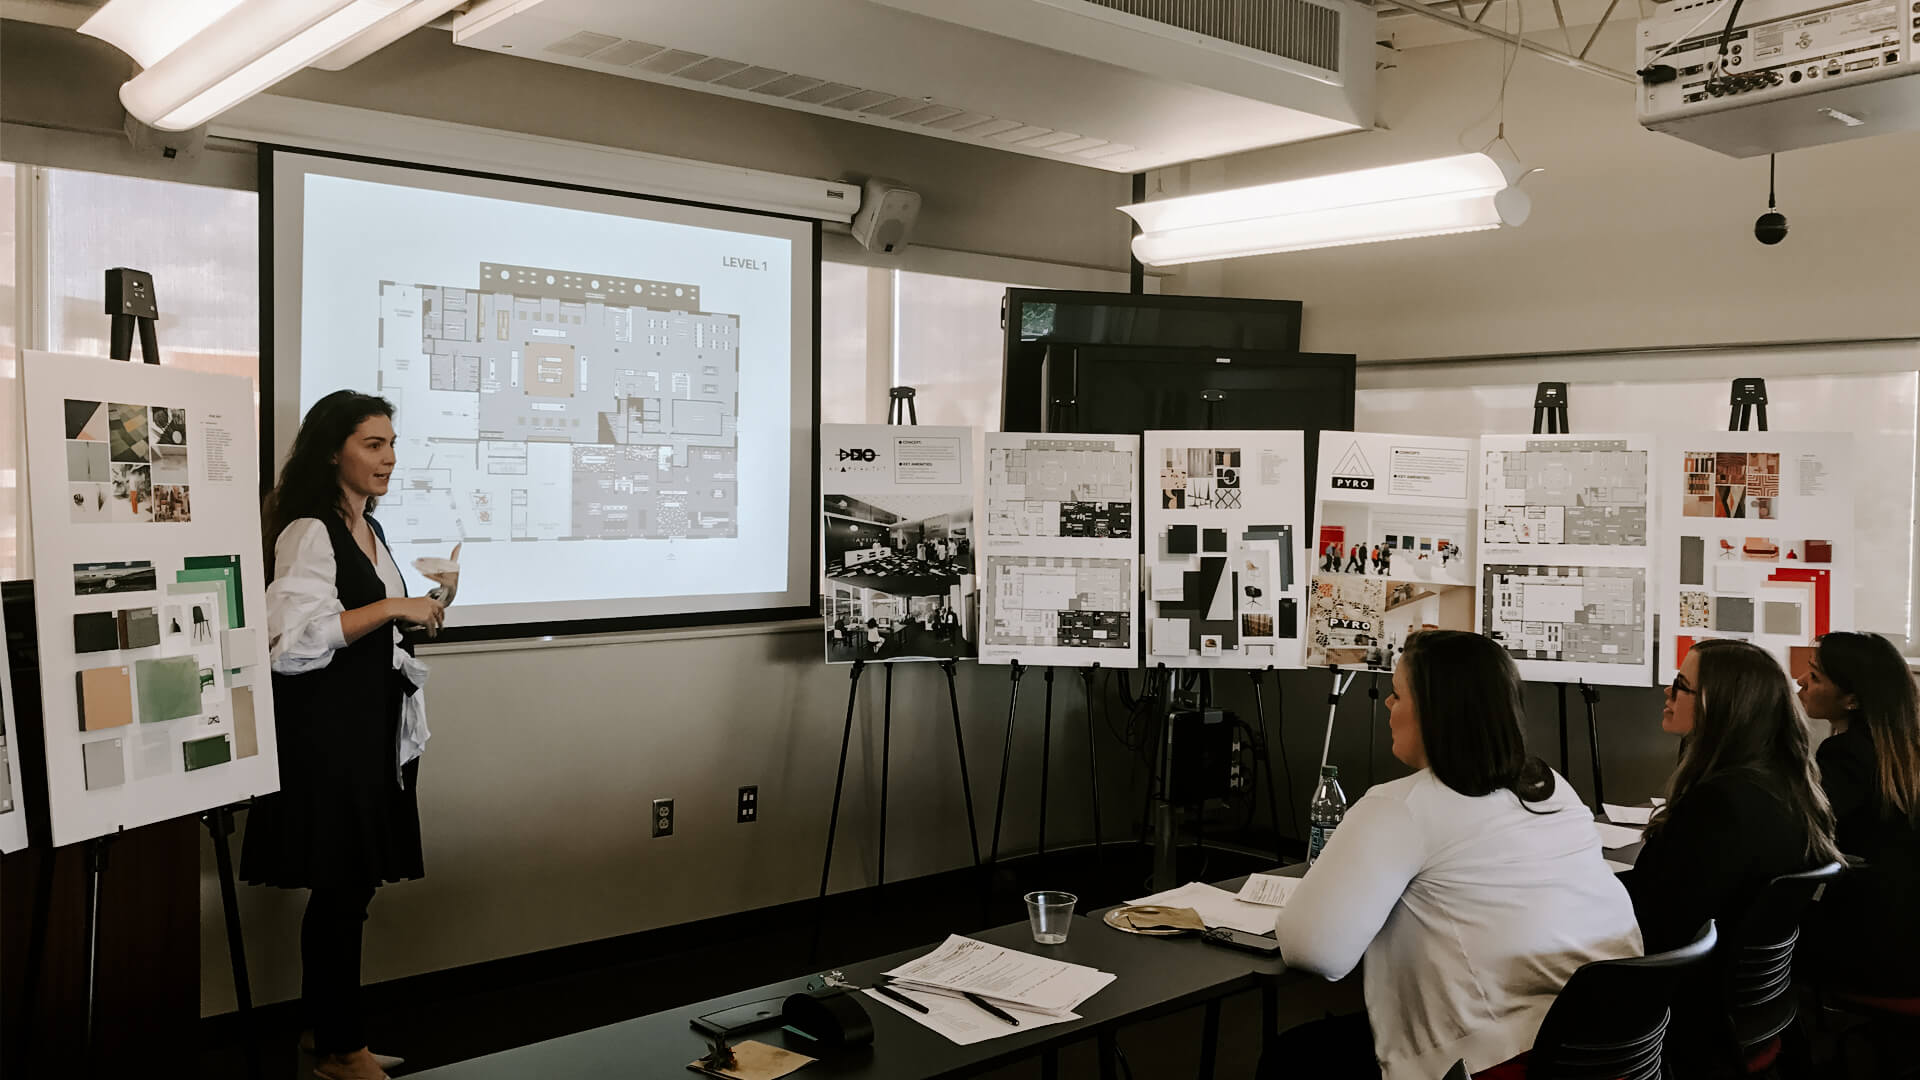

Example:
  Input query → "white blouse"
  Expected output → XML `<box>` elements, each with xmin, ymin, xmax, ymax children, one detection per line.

<box><xmin>1276</xmin><ymin>769</ymin><xmax>1642</xmax><ymax>1080</ymax></box>
<box><xmin>267</xmin><ymin>517</ymin><xmax>431</xmax><ymax>783</ymax></box>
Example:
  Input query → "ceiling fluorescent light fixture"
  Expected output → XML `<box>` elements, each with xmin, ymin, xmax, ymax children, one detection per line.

<box><xmin>82</xmin><ymin>0</ymin><xmax>456</xmax><ymax>132</ymax></box>
<box><xmin>1120</xmin><ymin>151</ymin><xmax>1531</xmax><ymax>265</ymax></box>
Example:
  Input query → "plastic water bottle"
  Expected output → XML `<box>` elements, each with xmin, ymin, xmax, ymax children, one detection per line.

<box><xmin>1308</xmin><ymin>766</ymin><xmax>1347</xmax><ymax>867</ymax></box>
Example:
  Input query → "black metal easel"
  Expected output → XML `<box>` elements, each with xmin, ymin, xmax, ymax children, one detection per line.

<box><xmin>1729</xmin><ymin>377</ymin><xmax>1769</xmax><ymax>432</ymax></box>
<box><xmin>817</xmin><ymin>387</ymin><xmax>980</xmax><ymax>913</ymax></box>
<box><xmin>1247</xmin><ymin>667</ymin><xmax>1294</xmax><ymax>859</ymax></box>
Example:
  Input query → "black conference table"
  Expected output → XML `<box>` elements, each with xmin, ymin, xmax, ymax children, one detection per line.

<box><xmin>410</xmin><ymin>899</ymin><xmax>1297</xmax><ymax>1080</ymax></box>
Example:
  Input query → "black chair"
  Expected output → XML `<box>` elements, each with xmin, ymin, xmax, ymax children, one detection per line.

<box><xmin>1723</xmin><ymin>861</ymin><xmax>1845</xmax><ymax>1074</ymax></box>
<box><xmin>1442</xmin><ymin>1061</ymin><xmax>1471</xmax><ymax>1080</ymax></box>
<box><xmin>1526</xmin><ymin>920</ymin><xmax>1719</xmax><ymax>1080</ymax></box>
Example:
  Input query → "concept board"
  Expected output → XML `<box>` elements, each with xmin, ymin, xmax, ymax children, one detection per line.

<box><xmin>1306</xmin><ymin>432</ymin><xmax>1477</xmax><ymax>671</ymax></box>
<box><xmin>822</xmin><ymin>425</ymin><xmax>978</xmax><ymax>663</ymax></box>
<box><xmin>1476</xmin><ymin>435</ymin><xmax>1656</xmax><ymax>686</ymax></box>
<box><xmin>1655</xmin><ymin>432</ymin><xmax>1853</xmax><ymax>681</ymax></box>
<box><xmin>979</xmin><ymin>433</ymin><xmax>1139</xmax><ymax>666</ymax></box>
<box><xmin>1143</xmin><ymin>430</ymin><xmax>1307</xmax><ymax>669</ymax></box>
<box><xmin>24</xmin><ymin>351</ymin><xmax>279</xmax><ymax>846</ymax></box>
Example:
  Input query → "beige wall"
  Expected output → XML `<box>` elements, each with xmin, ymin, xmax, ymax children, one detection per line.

<box><xmin>1158</xmin><ymin>24</ymin><xmax>1920</xmax><ymax>361</ymax></box>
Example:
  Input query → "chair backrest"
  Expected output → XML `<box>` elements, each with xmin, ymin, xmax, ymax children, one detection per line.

<box><xmin>1527</xmin><ymin>920</ymin><xmax>1719</xmax><ymax>1080</ymax></box>
<box><xmin>1724</xmin><ymin>861</ymin><xmax>1845</xmax><ymax>1035</ymax></box>
<box><xmin>1442</xmin><ymin>1061</ymin><xmax>1470</xmax><ymax>1080</ymax></box>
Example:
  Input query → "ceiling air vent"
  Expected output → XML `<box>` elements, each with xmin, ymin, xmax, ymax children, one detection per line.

<box><xmin>1084</xmin><ymin>0</ymin><xmax>1342</xmax><ymax>73</ymax></box>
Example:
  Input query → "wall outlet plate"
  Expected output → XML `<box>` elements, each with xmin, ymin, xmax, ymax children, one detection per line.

<box><xmin>652</xmin><ymin>797</ymin><xmax>674</xmax><ymax>838</ymax></box>
<box><xmin>737</xmin><ymin>785</ymin><xmax>758</xmax><ymax>824</ymax></box>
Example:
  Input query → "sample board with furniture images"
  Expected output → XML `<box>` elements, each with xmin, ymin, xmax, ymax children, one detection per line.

<box><xmin>23</xmin><ymin>351</ymin><xmax>278</xmax><ymax>847</ymax></box>
<box><xmin>1656</xmin><ymin>432</ymin><xmax>1854</xmax><ymax>681</ymax></box>
<box><xmin>1143</xmin><ymin>430</ymin><xmax>1308</xmax><ymax>669</ymax></box>
<box><xmin>0</xmin><ymin>597</ymin><xmax>26</xmax><ymax>853</ymax></box>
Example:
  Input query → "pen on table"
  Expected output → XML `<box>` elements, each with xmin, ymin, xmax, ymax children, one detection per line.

<box><xmin>962</xmin><ymin>991</ymin><xmax>1021</xmax><ymax>1026</ymax></box>
<box><xmin>872</xmin><ymin>982</ymin><xmax>929</xmax><ymax>1014</ymax></box>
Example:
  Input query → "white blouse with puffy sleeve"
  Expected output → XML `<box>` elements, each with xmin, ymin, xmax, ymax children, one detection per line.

<box><xmin>266</xmin><ymin>517</ymin><xmax>431</xmax><ymax>781</ymax></box>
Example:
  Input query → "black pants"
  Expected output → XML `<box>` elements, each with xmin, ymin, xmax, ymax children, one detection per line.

<box><xmin>1258</xmin><ymin>1011</ymin><xmax>1380</xmax><ymax>1080</ymax></box>
<box><xmin>303</xmin><ymin>884</ymin><xmax>378</xmax><ymax>1055</ymax></box>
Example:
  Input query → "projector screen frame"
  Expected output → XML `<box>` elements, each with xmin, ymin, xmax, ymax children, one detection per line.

<box><xmin>259</xmin><ymin>144</ymin><xmax>822</xmax><ymax>643</ymax></box>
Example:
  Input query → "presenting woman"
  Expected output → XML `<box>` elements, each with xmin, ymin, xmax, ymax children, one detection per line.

<box><xmin>1795</xmin><ymin>631</ymin><xmax>1920</xmax><ymax>995</ymax></box>
<box><xmin>241</xmin><ymin>391</ymin><xmax>453</xmax><ymax>1080</ymax></box>
<box><xmin>1268</xmin><ymin>631</ymin><xmax>1640</xmax><ymax>1080</ymax></box>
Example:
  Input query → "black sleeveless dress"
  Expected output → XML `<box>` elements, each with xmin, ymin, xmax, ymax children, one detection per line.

<box><xmin>240</xmin><ymin>515</ymin><xmax>424</xmax><ymax>889</ymax></box>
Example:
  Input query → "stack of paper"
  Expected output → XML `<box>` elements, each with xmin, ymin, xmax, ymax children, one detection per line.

<box><xmin>1593</xmin><ymin>821</ymin><xmax>1645</xmax><ymax>849</ymax></box>
<box><xmin>1602</xmin><ymin>803</ymin><xmax>1653</xmax><ymax>825</ymax></box>
<box><xmin>1129</xmin><ymin>882</ymin><xmax>1278</xmax><ymax>935</ymax></box>
<box><xmin>862</xmin><ymin>984</ymin><xmax>1080</xmax><ymax>1046</ymax></box>
<box><xmin>883</xmin><ymin>935</ymin><xmax>1115</xmax><ymax>1017</ymax></box>
<box><xmin>1235</xmin><ymin>873</ymin><xmax>1301</xmax><ymax>908</ymax></box>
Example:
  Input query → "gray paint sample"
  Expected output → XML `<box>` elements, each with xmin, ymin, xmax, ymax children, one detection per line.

<box><xmin>83</xmin><ymin>736</ymin><xmax>125</xmax><ymax>790</ymax></box>
<box><xmin>1764</xmin><ymin>601</ymin><xmax>1802</xmax><ymax>636</ymax></box>
<box><xmin>1679</xmin><ymin>536</ymin><xmax>1704</xmax><ymax>586</ymax></box>
<box><xmin>1715</xmin><ymin>595</ymin><xmax>1756</xmax><ymax>633</ymax></box>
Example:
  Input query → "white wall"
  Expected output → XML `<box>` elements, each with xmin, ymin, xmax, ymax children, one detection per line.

<box><xmin>1159</xmin><ymin>23</ymin><xmax>1920</xmax><ymax>360</ymax></box>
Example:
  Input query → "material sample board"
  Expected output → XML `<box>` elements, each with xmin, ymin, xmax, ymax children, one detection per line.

<box><xmin>979</xmin><ymin>433</ymin><xmax>1139</xmax><ymax>666</ymax></box>
<box><xmin>1656</xmin><ymin>432</ymin><xmax>1854</xmax><ymax>681</ymax></box>
<box><xmin>821</xmin><ymin>425</ymin><xmax>977</xmax><ymax>663</ymax></box>
<box><xmin>1476</xmin><ymin>435</ymin><xmax>1656</xmax><ymax>686</ymax></box>
<box><xmin>24</xmin><ymin>351</ymin><xmax>279</xmax><ymax>846</ymax></box>
<box><xmin>1306</xmin><ymin>432</ymin><xmax>1477</xmax><ymax>671</ymax></box>
<box><xmin>1144</xmin><ymin>430</ymin><xmax>1307</xmax><ymax>669</ymax></box>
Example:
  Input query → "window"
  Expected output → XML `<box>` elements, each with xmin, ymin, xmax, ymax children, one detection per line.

<box><xmin>0</xmin><ymin>166</ymin><xmax>259</xmax><ymax>580</ymax></box>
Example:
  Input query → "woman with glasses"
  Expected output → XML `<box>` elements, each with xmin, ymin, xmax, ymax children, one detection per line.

<box><xmin>1795</xmin><ymin>631</ymin><xmax>1920</xmax><ymax>995</ymax></box>
<box><xmin>1629</xmin><ymin>639</ymin><xmax>1840</xmax><ymax>953</ymax></box>
<box><xmin>1265</xmin><ymin>631</ymin><xmax>1640</xmax><ymax>1080</ymax></box>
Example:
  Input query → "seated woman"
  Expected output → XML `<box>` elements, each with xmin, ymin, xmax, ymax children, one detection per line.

<box><xmin>1795</xmin><ymin>631</ymin><xmax>1920</xmax><ymax>996</ymax></box>
<box><xmin>1628</xmin><ymin>639</ymin><xmax>1841</xmax><ymax>953</ymax></box>
<box><xmin>1268</xmin><ymin>631</ymin><xmax>1641</xmax><ymax>1080</ymax></box>
<box><xmin>1626</xmin><ymin>639</ymin><xmax>1841</xmax><ymax>1073</ymax></box>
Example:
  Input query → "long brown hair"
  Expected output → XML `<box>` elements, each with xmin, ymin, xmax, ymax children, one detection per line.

<box><xmin>262</xmin><ymin>390</ymin><xmax>395</xmax><ymax>565</ymax></box>
<box><xmin>1814</xmin><ymin>631</ymin><xmax>1920</xmax><ymax>824</ymax></box>
<box><xmin>1651</xmin><ymin>638</ymin><xmax>1841</xmax><ymax>863</ymax></box>
<box><xmin>1399</xmin><ymin>630</ymin><xmax>1557</xmax><ymax>806</ymax></box>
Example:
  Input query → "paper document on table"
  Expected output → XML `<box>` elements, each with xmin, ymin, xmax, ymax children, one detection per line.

<box><xmin>1235</xmin><ymin>873</ymin><xmax>1302</xmax><ymax>908</ymax></box>
<box><xmin>1130</xmin><ymin>882</ymin><xmax>1278</xmax><ymax>935</ymax></box>
<box><xmin>863</xmin><ymin>985</ymin><xmax>1079</xmax><ymax>1046</ymax></box>
<box><xmin>1605</xmin><ymin>859</ymin><xmax>1633</xmax><ymax>873</ymax></box>
<box><xmin>1594</xmin><ymin>821</ymin><xmax>1645</xmax><ymax>849</ymax></box>
<box><xmin>1603</xmin><ymin>803</ymin><xmax>1654</xmax><ymax>825</ymax></box>
<box><xmin>882</xmin><ymin>935</ymin><xmax>1115</xmax><ymax>1015</ymax></box>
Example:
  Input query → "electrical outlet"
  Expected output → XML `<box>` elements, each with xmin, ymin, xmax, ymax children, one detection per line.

<box><xmin>737</xmin><ymin>785</ymin><xmax>758</xmax><ymax>824</ymax></box>
<box><xmin>651</xmin><ymin>797</ymin><xmax>674</xmax><ymax>838</ymax></box>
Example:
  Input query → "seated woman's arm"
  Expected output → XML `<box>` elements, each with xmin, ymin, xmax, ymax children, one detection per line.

<box><xmin>1275</xmin><ymin>794</ymin><xmax>1426</xmax><ymax>979</ymax></box>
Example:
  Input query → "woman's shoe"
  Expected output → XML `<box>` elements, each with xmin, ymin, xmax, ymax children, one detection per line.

<box><xmin>300</xmin><ymin>1031</ymin><xmax>404</xmax><ymax>1071</ymax></box>
<box><xmin>312</xmin><ymin>1047</ymin><xmax>390</xmax><ymax>1080</ymax></box>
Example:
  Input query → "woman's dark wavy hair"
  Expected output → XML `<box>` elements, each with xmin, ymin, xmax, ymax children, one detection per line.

<box><xmin>1649</xmin><ymin>638</ymin><xmax>1842</xmax><ymax>863</ymax></box>
<box><xmin>262</xmin><ymin>390</ymin><xmax>395</xmax><ymax>559</ymax></box>
<box><xmin>1815</xmin><ymin>631</ymin><xmax>1920</xmax><ymax>824</ymax></box>
<box><xmin>1399</xmin><ymin>630</ymin><xmax>1557</xmax><ymax>807</ymax></box>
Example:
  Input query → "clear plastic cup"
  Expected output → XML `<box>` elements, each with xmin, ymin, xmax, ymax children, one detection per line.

<box><xmin>1025</xmin><ymin>890</ymin><xmax>1077</xmax><ymax>945</ymax></box>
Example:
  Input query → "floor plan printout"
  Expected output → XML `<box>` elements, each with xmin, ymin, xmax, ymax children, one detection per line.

<box><xmin>1476</xmin><ymin>434</ymin><xmax>1656</xmax><ymax>686</ymax></box>
<box><xmin>1656</xmin><ymin>432</ymin><xmax>1853</xmax><ymax>681</ymax></box>
<box><xmin>1306</xmin><ymin>432</ymin><xmax>1477</xmax><ymax>672</ymax></box>
<box><xmin>980</xmin><ymin>433</ymin><xmax>1140</xmax><ymax>666</ymax></box>
<box><xmin>1144</xmin><ymin>430</ymin><xmax>1307</xmax><ymax>669</ymax></box>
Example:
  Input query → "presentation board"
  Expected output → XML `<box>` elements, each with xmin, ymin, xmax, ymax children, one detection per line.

<box><xmin>23</xmin><ymin>351</ymin><xmax>278</xmax><ymax>846</ymax></box>
<box><xmin>1655</xmin><ymin>432</ymin><xmax>1854</xmax><ymax>681</ymax></box>
<box><xmin>822</xmin><ymin>425</ymin><xmax>977</xmax><ymax>663</ymax></box>
<box><xmin>1143</xmin><ymin>430</ymin><xmax>1307</xmax><ymax>669</ymax></box>
<box><xmin>1306</xmin><ymin>432</ymin><xmax>1477</xmax><ymax>671</ymax></box>
<box><xmin>267</xmin><ymin>149</ymin><xmax>817</xmax><ymax>635</ymax></box>
<box><xmin>0</xmin><ymin>597</ymin><xmax>26</xmax><ymax>853</ymax></box>
<box><xmin>978</xmin><ymin>433</ymin><xmax>1139</xmax><ymax>667</ymax></box>
<box><xmin>1476</xmin><ymin>434</ymin><xmax>1657</xmax><ymax>686</ymax></box>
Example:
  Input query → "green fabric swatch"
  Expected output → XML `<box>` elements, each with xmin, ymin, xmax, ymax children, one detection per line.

<box><xmin>181</xmin><ymin>734</ymin><xmax>231</xmax><ymax>772</ymax></box>
<box><xmin>178</xmin><ymin>558</ymin><xmax>243</xmax><ymax>628</ymax></box>
<box><xmin>135</xmin><ymin>655</ymin><xmax>201</xmax><ymax>723</ymax></box>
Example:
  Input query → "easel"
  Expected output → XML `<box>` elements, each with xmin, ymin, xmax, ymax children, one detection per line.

<box><xmin>1729</xmin><ymin>377</ymin><xmax>1769</xmax><ymax>432</ymax></box>
<box><xmin>1247</xmin><ymin>667</ymin><xmax>1294</xmax><ymax>860</ymax></box>
<box><xmin>65</xmin><ymin>269</ymin><xmax>264</xmax><ymax>1077</ymax></box>
<box><xmin>986</xmin><ymin>662</ymin><xmax>1105</xmax><ymax>868</ymax></box>
<box><xmin>817</xmin><ymin>387</ymin><xmax>981</xmax><ymax>916</ymax></box>
<box><xmin>1531</xmin><ymin>382</ymin><xmax>1609</xmax><ymax>813</ymax></box>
